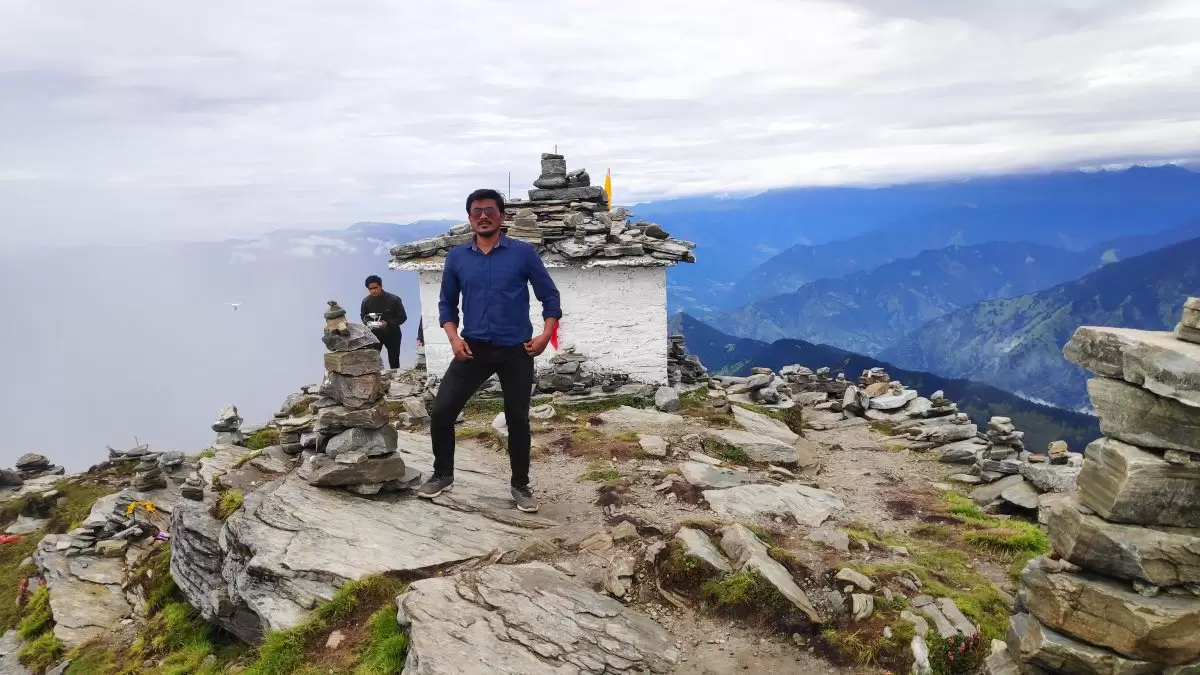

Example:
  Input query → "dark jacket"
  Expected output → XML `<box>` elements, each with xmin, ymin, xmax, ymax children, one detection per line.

<box><xmin>360</xmin><ymin>291</ymin><xmax>407</xmax><ymax>333</ymax></box>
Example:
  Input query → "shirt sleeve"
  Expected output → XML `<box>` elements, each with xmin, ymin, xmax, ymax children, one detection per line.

<box><xmin>438</xmin><ymin>252</ymin><xmax>461</xmax><ymax>327</ymax></box>
<box><xmin>525</xmin><ymin>247</ymin><xmax>562</xmax><ymax>320</ymax></box>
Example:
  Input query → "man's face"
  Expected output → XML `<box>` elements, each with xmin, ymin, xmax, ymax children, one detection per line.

<box><xmin>468</xmin><ymin>199</ymin><xmax>502</xmax><ymax>238</ymax></box>
<box><xmin>367</xmin><ymin>282</ymin><xmax>383</xmax><ymax>297</ymax></box>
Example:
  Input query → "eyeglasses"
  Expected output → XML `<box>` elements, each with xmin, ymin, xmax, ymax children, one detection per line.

<box><xmin>470</xmin><ymin>207</ymin><xmax>500</xmax><ymax>217</ymax></box>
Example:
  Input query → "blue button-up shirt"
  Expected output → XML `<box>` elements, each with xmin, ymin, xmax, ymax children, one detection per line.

<box><xmin>438</xmin><ymin>234</ymin><xmax>563</xmax><ymax>346</ymax></box>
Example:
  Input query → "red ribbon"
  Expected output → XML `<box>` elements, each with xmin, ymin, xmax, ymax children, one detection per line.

<box><xmin>549</xmin><ymin>322</ymin><xmax>559</xmax><ymax>350</ymax></box>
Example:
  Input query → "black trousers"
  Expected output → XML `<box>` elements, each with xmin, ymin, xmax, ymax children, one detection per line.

<box><xmin>430</xmin><ymin>340</ymin><xmax>534</xmax><ymax>487</ymax></box>
<box><xmin>371</xmin><ymin>329</ymin><xmax>401</xmax><ymax>369</ymax></box>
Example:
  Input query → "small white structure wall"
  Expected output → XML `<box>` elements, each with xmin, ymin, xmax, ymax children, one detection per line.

<box><xmin>416</xmin><ymin>265</ymin><xmax>669</xmax><ymax>384</ymax></box>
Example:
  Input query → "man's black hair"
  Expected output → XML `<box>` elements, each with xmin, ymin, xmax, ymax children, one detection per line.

<box><xmin>465</xmin><ymin>188</ymin><xmax>505</xmax><ymax>214</ymax></box>
<box><xmin>365</xmin><ymin>275</ymin><xmax>383</xmax><ymax>288</ymax></box>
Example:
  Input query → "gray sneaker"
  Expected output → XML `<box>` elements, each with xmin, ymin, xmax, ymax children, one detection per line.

<box><xmin>511</xmin><ymin>485</ymin><xmax>539</xmax><ymax>513</ymax></box>
<box><xmin>417</xmin><ymin>475</ymin><xmax>453</xmax><ymax>498</ymax></box>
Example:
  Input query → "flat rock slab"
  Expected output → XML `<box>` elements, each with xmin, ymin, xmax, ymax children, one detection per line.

<box><xmin>731</xmin><ymin>406</ymin><xmax>798</xmax><ymax>443</ymax></box>
<box><xmin>1000</xmin><ymin>480</ymin><xmax>1040</xmax><ymax>510</ymax></box>
<box><xmin>970</xmin><ymin>474</ymin><xmax>1026</xmax><ymax>505</ymax></box>
<box><xmin>679</xmin><ymin>462</ymin><xmax>758</xmax><ymax>490</ymax></box>
<box><xmin>938</xmin><ymin>439</ymin><xmax>987</xmax><ymax>464</ymax></box>
<box><xmin>703</xmin><ymin>483</ymin><xmax>844</xmax><ymax>527</ymax></box>
<box><xmin>33</xmin><ymin>536</ymin><xmax>133</xmax><ymax>648</ymax></box>
<box><xmin>674</xmin><ymin>527</ymin><xmax>732</xmax><ymax>573</ymax></box>
<box><xmin>217</xmin><ymin>472</ymin><xmax>547</xmax><ymax>636</ymax></box>
<box><xmin>0</xmin><ymin>630</ymin><xmax>31</xmax><ymax>675</ymax></box>
<box><xmin>1020</xmin><ymin>558</ymin><xmax>1200</xmax><ymax>665</ymax></box>
<box><xmin>1019</xmin><ymin>462</ymin><xmax>1080</xmax><ymax>493</ymax></box>
<box><xmin>1077</xmin><ymin>436</ymin><xmax>1200</xmax><ymax>527</ymax></box>
<box><xmin>1046</xmin><ymin>496</ymin><xmax>1200</xmax><ymax>586</ymax></box>
<box><xmin>1007</xmin><ymin>612</ymin><xmax>1160</xmax><ymax>675</ymax></box>
<box><xmin>1089</xmin><ymin>377</ymin><xmax>1200</xmax><ymax>454</ymax></box>
<box><xmin>1065</xmin><ymin>326</ymin><xmax>1200</xmax><ymax>408</ymax></box>
<box><xmin>397</xmin><ymin>562</ymin><xmax>680</xmax><ymax>674</ymax></box>
<box><xmin>596</xmin><ymin>406</ymin><xmax>689</xmax><ymax>434</ymax></box>
<box><xmin>719</xmin><ymin>524</ymin><xmax>821</xmax><ymax>623</ymax></box>
<box><xmin>703</xmin><ymin>428</ymin><xmax>799</xmax><ymax>465</ymax></box>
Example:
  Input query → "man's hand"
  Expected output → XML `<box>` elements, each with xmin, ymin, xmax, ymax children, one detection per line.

<box><xmin>376</xmin><ymin>319</ymin><xmax>386</xmax><ymax>328</ymax></box>
<box><xmin>450</xmin><ymin>335</ymin><xmax>473</xmax><ymax>360</ymax></box>
<box><xmin>524</xmin><ymin>332</ymin><xmax>551</xmax><ymax>357</ymax></box>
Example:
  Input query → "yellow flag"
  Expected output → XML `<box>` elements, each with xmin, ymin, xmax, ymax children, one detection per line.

<box><xmin>604</xmin><ymin>168</ymin><xmax>612</xmax><ymax>210</ymax></box>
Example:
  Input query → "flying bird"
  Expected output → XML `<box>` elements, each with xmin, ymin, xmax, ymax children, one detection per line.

<box><xmin>227</xmin><ymin>303</ymin><xmax>242</xmax><ymax>311</ymax></box>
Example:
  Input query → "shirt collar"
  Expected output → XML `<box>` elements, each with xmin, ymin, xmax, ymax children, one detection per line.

<box><xmin>470</xmin><ymin>232</ymin><xmax>509</xmax><ymax>253</ymax></box>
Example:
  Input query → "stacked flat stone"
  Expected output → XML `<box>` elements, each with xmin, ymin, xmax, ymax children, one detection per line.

<box><xmin>212</xmin><ymin>404</ymin><xmax>245</xmax><ymax>446</ymax></box>
<box><xmin>993</xmin><ymin>311</ymin><xmax>1200</xmax><ymax>674</ymax></box>
<box><xmin>778</xmin><ymin>365</ymin><xmax>850</xmax><ymax>398</ymax></box>
<box><xmin>297</xmin><ymin>301</ymin><xmax>420</xmax><ymax>496</ymax></box>
<box><xmin>1176</xmin><ymin>296</ymin><xmax>1200</xmax><ymax>344</ymax></box>
<box><xmin>532</xmin><ymin>345</ymin><xmax>631</xmax><ymax>395</ymax></box>
<box><xmin>389</xmin><ymin>154</ymin><xmax>697</xmax><ymax>266</ymax></box>
<box><xmin>667</xmin><ymin>334</ymin><xmax>708</xmax><ymax>386</ymax></box>
<box><xmin>14</xmin><ymin>453</ymin><xmax>64</xmax><ymax>480</ymax></box>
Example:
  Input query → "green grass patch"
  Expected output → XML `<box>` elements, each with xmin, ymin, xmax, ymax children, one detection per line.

<box><xmin>702</xmin><ymin>438</ymin><xmax>751</xmax><ymax>465</ymax></box>
<box><xmin>63</xmin><ymin>644</ymin><xmax>118</xmax><ymax>674</ymax></box>
<box><xmin>868</xmin><ymin>420</ymin><xmax>902</xmax><ymax>436</ymax></box>
<box><xmin>822</xmin><ymin>620</ymin><xmax>915</xmax><ymax>670</ymax></box>
<box><xmin>18</xmin><ymin>586</ymin><xmax>53</xmax><ymax>639</ymax></box>
<box><xmin>233</xmin><ymin>450</ymin><xmax>263</xmax><ymax>469</ymax></box>
<box><xmin>244</xmin><ymin>427</ymin><xmax>280</xmax><ymax>451</ymax></box>
<box><xmin>213</xmin><ymin>490</ymin><xmax>244</xmax><ymax>521</ymax></box>
<box><xmin>245</xmin><ymin>575</ymin><xmax>407</xmax><ymax>675</ymax></box>
<box><xmin>927</xmin><ymin>631</ymin><xmax>989</xmax><ymax>674</ymax></box>
<box><xmin>18</xmin><ymin>631</ymin><xmax>63</xmax><ymax>672</ymax></box>
<box><xmin>45</xmin><ymin>480</ymin><xmax>118</xmax><ymax>534</ymax></box>
<box><xmin>195</xmin><ymin>448</ymin><xmax>216</xmax><ymax>460</ymax></box>
<box><xmin>555</xmin><ymin>394</ymin><xmax>650</xmax><ymax>414</ymax></box>
<box><xmin>285</xmin><ymin>398</ymin><xmax>317</xmax><ymax>417</ymax></box>
<box><xmin>614</xmin><ymin>431</ymin><xmax>640</xmax><ymax>443</ymax></box>
<box><xmin>462</xmin><ymin>397</ymin><xmax>508</xmax><ymax>417</ymax></box>
<box><xmin>577</xmin><ymin>469</ymin><xmax>621</xmax><ymax>483</ymax></box>
<box><xmin>354</xmin><ymin>604</ymin><xmax>410</xmax><ymax>674</ymax></box>
<box><xmin>658</xmin><ymin>541</ymin><xmax>722</xmax><ymax>593</ymax></box>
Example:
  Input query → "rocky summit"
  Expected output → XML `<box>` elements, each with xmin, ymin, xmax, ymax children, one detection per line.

<box><xmin>8</xmin><ymin>302</ymin><xmax>1200</xmax><ymax>675</ymax></box>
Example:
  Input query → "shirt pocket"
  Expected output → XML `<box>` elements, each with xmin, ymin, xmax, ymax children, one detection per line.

<box><xmin>456</xmin><ymin>257</ymin><xmax>487</xmax><ymax>294</ymax></box>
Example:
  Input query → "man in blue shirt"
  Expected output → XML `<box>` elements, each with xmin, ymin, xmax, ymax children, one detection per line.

<box><xmin>417</xmin><ymin>188</ymin><xmax>562</xmax><ymax>512</ymax></box>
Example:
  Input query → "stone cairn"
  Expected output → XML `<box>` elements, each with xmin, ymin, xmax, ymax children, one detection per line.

<box><xmin>533</xmin><ymin>345</ymin><xmax>632</xmax><ymax>395</ymax></box>
<box><xmin>667</xmin><ymin>334</ymin><xmax>708</xmax><ymax>387</ymax></box>
<box><xmin>211</xmin><ymin>404</ymin><xmax>244</xmax><ymax>446</ymax></box>
<box><xmin>13</xmin><ymin>453</ymin><xmax>64</xmax><ymax>480</ymax></box>
<box><xmin>986</xmin><ymin>298</ymin><xmax>1200</xmax><ymax>674</ymax></box>
<box><xmin>296</xmin><ymin>301</ymin><xmax>420</xmax><ymax>495</ymax></box>
<box><xmin>52</xmin><ymin>490</ymin><xmax>167</xmax><ymax>559</ymax></box>
<box><xmin>105</xmin><ymin>444</ymin><xmax>187</xmax><ymax>491</ymax></box>
<box><xmin>389</xmin><ymin>153</ymin><xmax>696</xmax><ymax>265</ymax></box>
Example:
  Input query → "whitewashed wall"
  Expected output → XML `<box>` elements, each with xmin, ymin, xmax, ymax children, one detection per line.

<box><xmin>415</xmin><ymin>265</ymin><xmax>669</xmax><ymax>384</ymax></box>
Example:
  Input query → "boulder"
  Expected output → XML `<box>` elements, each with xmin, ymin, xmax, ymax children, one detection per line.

<box><xmin>397</xmin><ymin>562</ymin><xmax>679</xmax><ymax>674</ymax></box>
<box><xmin>1046</xmin><ymin>497</ymin><xmax>1200</xmax><ymax>586</ymax></box>
<box><xmin>654</xmin><ymin>386</ymin><xmax>681</xmax><ymax>413</ymax></box>
<box><xmin>731</xmin><ymin>405</ymin><xmax>799</xmax><ymax>444</ymax></box>
<box><xmin>1077</xmin><ymin>436</ymin><xmax>1200</xmax><ymax>527</ymax></box>
<box><xmin>1064</xmin><ymin>326</ymin><xmax>1200</xmax><ymax>408</ymax></box>
<box><xmin>323</xmin><ymin>349</ymin><xmax>383</xmax><ymax>376</ymax></box>
<box><xmin>321</xmin><ymin>322</ymin><xmax>379</xmax><ymax>352</ymax></box>
<box><xmin>1088</xmin><ymin>377</ymin><xmax>1200</xmax><ymax>454</ymax></box>
<box><xmin>1019</xmin><ymin>462</ymin><xmax>1081</xmax><ymax>493</ymax></box>
<box><xmin>719</xmin><ymin>524</ymin><xmax>821</xmax><ymax>622</ymax></box>
<box><xmin>175</xmin><ymin>469</ymin><xmax>543</xmax><ymax>641</ymax></box>
<box><xmin>1000</xmin><ymin>480</ymin><xmax>1040</xmax><ymax>510</ymax></box>
<box><xmin>170</xmin><ymin>502</ymin><xmax>263</xmax><ymax>642</ymax></box>
<box><xmin>1020</xmin><ymin>558</ymin><xmax>1200</xmax><ymax>665</ymax></box>
<box><xmin>703</xmin><ymin>483</ymin><xmax>844</xmax><ymax>527</ymax></box>
<box><xmin>970</xmin><ymin>474</ymin><xmax>1026</xmax><ymax>505</ymax></box>
<box><xmin>869</xmin><ymin>389</ymin><xmax>919</xmax><ymax>410</ymax></box>
<box><xmin>15</xmin><ymin>453</ymin><xmax>50</xmax><ymax>470</ymax></box>
<box><xmin>325</xmin><ymin>425</ymin><xmax>398</xmax><ymax>458</ymax></box>
<box><xmin>319</xmin><ymin>371</ymin><xmax>384</xmax><ymax>410</ymax></box>
<box><xmin>679</xmin><ymin>462</ymin><xmax>757</xmax><ymax>490</ymax></box>
<box><xmin>703</xmin><ymin>428</ymin><xmax>799</xmax><ymax>465</ymax></box>
<box><xmin>637</xmin><ymin>435</ymin><xmax>669</xmax><ymax>458</ymax></box>
<box><xmin>937</xmin><ymin>439</ymin><xmax>986</xmax><ymax>463</ymax></box>
<box><xmin>674</xmin><ymin>527</ymin><xmax>732</xmax><ymax>573</ymax></box>
<box><xmin>298</xmin><ymin>453</ymin><xmax>410</xmax><ymax>487</ymax></box>
<box><xmin>32</xmin><ymin>537</ymin><xmax>133</xmax><ymax>647</ymax></box>
<box><xmin>313</xmin><ymin>403</ymin><xmax>389</xmax><ymax>433</ymax></box>
<box><xmin>1007</xmin><ymin>613</ymin><xmax>1159</xmax><ymax>675</ymax></box>
<box><xmin>806</xmin><ymin>525</ymin><xmax>850</xmax><ymax>552</ymax></box>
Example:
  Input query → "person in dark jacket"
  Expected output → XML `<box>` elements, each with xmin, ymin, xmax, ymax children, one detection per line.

<box><xmin>360</xmin><ymin>275</ymin><xmax>406</xmax><ymax>369</ymax></box>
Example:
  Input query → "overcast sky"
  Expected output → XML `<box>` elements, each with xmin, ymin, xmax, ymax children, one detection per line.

<box><xmin>2</xmin><ymin>0</ymin><xmax>1198</xmax><ymax>247</ymax></box>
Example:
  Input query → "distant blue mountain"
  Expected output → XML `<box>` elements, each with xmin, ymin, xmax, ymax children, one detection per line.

<box><xmin>637</xmin><ymin>164</ymin><xmax>1200</xmax><ymax>313</ymax></box>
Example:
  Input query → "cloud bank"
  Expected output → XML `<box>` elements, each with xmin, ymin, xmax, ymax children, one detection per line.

<box><xmin>1</xmin><ymin>0</ymin><xmax>1198</xmax><ymax>246</ymax></box>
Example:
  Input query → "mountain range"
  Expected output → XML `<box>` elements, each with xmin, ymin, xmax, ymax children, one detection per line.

<box><xmin>655</xmin><ymin>164</ymin><xmax>1200</xmax><ymax>313</ymax></box>
<box><xmin>879</xmin><ymin>236</ymin><xmax>1200</xmax><ymax>411</ymax></box>
<box><xmin>670</xmin><ymin>313</ymin><xmax>1101</xmax><ymax>453</ymax></box>
<box><xmin>708</xmin><ymin>219</ymin><xmax>1200</xmax><ymax>354</ymax></box>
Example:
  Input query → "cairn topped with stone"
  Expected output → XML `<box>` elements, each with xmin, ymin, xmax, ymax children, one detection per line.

<box><xmin>298</xmin><ymin>301</ymin><xmax>421</xmax><ymax>495</ymax></box>
<box><xmin>389</xmin><ymin>153</ymin><xmax>697</xmax><ymax>269</ymax></box>
<box><xmin>985</xmin><ymin>297</ymin><xmax>1200</xmax><ymax>674</ymax></box>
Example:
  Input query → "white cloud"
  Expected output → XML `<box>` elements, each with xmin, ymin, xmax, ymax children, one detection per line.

<box><xmin>0</xmin><ymin>0</ymin><xmax>1197</xmax><ymax>246</ymax></box>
